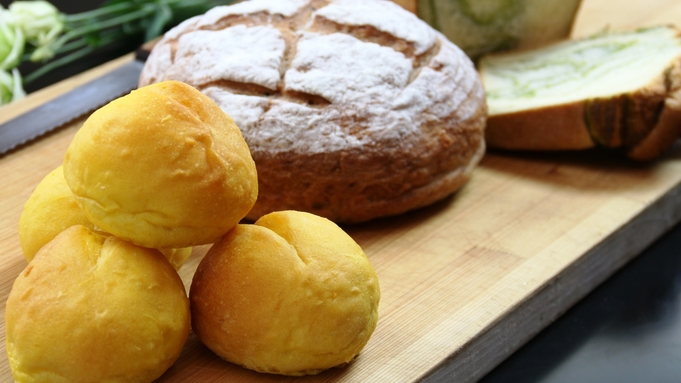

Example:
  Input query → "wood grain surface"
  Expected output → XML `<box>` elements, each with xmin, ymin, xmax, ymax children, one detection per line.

<box><xmin>1</xmin><ymin>1</ymin><xmax>681</xmax><ymax>382</ymax></box>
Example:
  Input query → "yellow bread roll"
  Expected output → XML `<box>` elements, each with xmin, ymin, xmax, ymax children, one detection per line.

<box><xmin>18</xmin><ymin>165</ymin><xmax>95</xmax><ymax>261</ymax></box>
<box><xmin>190</xmin><ymin>210</ymin><xmax>380</xmax><ymax>376</ymax></box>
<box><xmin>63</xmin><ymin>80</ymin><xmax>258</xmax><ymax>249</ymax></box>
<box><xmin>5</xmin><ymin>225</ymin><xmax>191</xmax><ymax>383</ymax></box>
<box><xmin>18</xmin><ymin>166</ymin><xmax>192</xmax><ymax>269</ymax></box>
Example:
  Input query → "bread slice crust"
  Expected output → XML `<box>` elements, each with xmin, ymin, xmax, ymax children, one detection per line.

<box><xmin>481</xmin><ymin>26</ymin><xmax>681</xmax><ymax>160</ymax></box>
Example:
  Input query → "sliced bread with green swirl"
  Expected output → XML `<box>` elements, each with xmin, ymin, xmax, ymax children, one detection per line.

<box><xmin>479</xmin><ymin>26</ymin><xmax>681</xmax><ymax>161</ymax></box>
<box><xmin>417</xmin><ymin>0</ymin><xmax>582</xmax><ymax>59</ymax></box>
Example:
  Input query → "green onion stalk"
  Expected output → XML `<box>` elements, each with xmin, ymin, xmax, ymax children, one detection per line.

<box><xmin>0</xmin><ymin>0</ymin><xmax>236</xmax><ymax>106</ymax></box>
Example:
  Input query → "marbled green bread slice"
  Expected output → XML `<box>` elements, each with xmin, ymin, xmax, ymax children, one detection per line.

<box><xmin>479</xmin><ymin>26</ymin><xmax>681</xmax><ymax>160</ymax></box>
<box><xmin>418</xmin><ymin>0</ymin><xmax>582</xmax><ymax>59</ymax></box>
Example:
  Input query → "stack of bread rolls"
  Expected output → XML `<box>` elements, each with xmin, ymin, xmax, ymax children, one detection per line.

<box><xmin>8</xmin><ymin>80</ymin><xmax>380</xmax><ymax>381</ymax></box>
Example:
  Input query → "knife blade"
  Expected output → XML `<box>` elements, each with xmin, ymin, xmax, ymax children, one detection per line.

<box><xmin>0</xmin><ymin>55</ymin><xmax>146</xmax><ymax>157</ymax></box>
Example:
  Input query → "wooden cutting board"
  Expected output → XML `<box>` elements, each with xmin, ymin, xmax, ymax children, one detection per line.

<box><xmin>1</xmin><ymin>0</ymin><xmax>681</xmax><ymax>382</ymax></box>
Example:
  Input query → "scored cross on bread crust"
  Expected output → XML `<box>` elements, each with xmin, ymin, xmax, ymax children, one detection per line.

<box><xmin>140</xmin><ymin>0</ymin><xmax>487</xmax><ymax>223</ymax></box>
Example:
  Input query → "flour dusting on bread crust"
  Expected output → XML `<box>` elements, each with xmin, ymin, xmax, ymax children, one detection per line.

<box><xmin>168</xmin><ymin>25</ymin><xmax>286</xmax><ymax>90</ymax></box>
<box><xmin>140</xmin><ymin>0</ymin><xmax>487</xmax><ymax>223</ymax></box>
<box><xmin>315</xmin><ymin>0</ymin><xmax>437</xmax><ymax>54</ymax></box>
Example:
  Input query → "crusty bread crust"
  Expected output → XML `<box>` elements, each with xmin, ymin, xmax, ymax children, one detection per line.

<box><xmin>485</xmin><ymin>101</ymin><xmax>594</xmax><ymax>151</ymax></box>
<box><xmin>140</xmin><ymin>0</ymin><xmax>487</xmax><ymax>223</ymax></box>
<box><xmin>627</xmin><ymin>58</ymin><xmax>681</xmax><ymax>161</ymax></box>
<box><xmin>249</xmin><ymin>119</ymin><xmax>486</xmax><ymax>223</ymax></box>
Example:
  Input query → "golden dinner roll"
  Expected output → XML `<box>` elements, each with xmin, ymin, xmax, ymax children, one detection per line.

<box><xmin>5</xmin><ymin>225</ymin><xmax>191</xmax><ymax>383</ymax></box>
<box><xmin>63</xmin><ymin>80</ymin><xmax>258</xmax><ymax>249</ymax></box>
<box><xmin>18</xmin><ymin>166</ymin><xmax>192</xmax><ymax>269</ymax></box>
<box><xmin>190</xmin><ymin>210</ymin><xmax>380</xmax><ymax>376</ymax></box>
<box><xmin>18</xmin><ymin>165</ymin><xmax>95</xmax><ymax>261</ymax></box>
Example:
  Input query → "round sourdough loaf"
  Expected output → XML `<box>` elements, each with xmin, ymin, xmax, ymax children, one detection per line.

<box><xmin>139</xmin><ymin>0</ymin><xmax>487</xmax><ymax>223</ymax></box>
